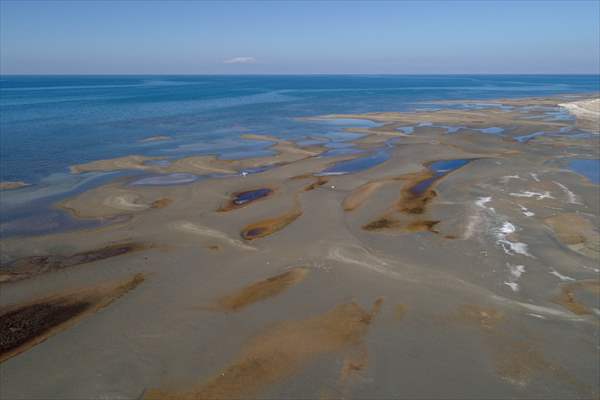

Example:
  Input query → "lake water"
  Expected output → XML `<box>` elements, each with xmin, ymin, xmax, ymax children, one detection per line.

<box><xmin>1</xmin><ymin>75</ymin><xmax>599</xmax><ymax>235</ymax></box>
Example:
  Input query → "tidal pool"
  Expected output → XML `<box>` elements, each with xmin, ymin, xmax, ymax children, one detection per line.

<box><xmin>568</xmin><ymin>159</ymin><xmax>600</xmax><ymax>184</ymax></box>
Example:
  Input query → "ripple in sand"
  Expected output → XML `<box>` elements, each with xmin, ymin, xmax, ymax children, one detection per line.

<box><xmin>0</xmin><ymin>273</ymin><xmax>144</xmax><ymax>363</ymax></box>
<box><xmin>213</xmin><ymin>267</ymin><xmax>308</xmax><ymax>312</ymax></box>
<box><xmin>145</xmin><ymin>299</ymin><xmax>382</xmax><ymax>400</ymax></box>
<box><xmin>0</xmin><ymin>242</ymin><xmax>148</xmax><ymax>283</ymax></box>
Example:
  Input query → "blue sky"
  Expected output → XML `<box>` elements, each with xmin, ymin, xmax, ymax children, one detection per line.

<box><xmin>1</xmin><ymin>0</ymin><xmax>599</xmax><ymax>74</ymax></box>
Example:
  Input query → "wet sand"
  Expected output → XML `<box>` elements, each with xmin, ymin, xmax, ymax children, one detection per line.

<box><xmin>1</xmin><ymin>94</ymin><xmax>599</xmax><ymax>399</ymax></box>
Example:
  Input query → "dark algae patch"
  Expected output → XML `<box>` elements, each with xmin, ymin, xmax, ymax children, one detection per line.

<box><xmin>0</xmin><ymin>301</ymin><xmax>92</xmax><ymax>358</ymax></box>
<box><xmin>240</xmin><ymin>207</ymin><xmax>302</xmax><ymax>240</ymax></box>
<box><xmin>0</xmin><ymin>273</ymin><xmax>144</xmax><ymax>363</ymax></box>
<box><xmin>362</xmin><ymin>159</ymin><xmax>475</xmax><ymax>233</ymax></box>
<box><xmin>0</xmin><ymin>242</ymin><xmax>148</xmax><ymax>283</ymax></box>
<box><xmin>303</xmin><ymin>176</ymin><xmax>329</xmax><ymax>191</ymax></box>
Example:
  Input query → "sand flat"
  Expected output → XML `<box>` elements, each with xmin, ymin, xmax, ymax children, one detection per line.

<box><xmin>1</xmin><ymin>94</ymin><xmax>599</xmax><ymax>399</ymax></box>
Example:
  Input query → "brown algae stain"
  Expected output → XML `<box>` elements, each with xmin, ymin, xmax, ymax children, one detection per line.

<box><xmin>303</xmin><ymin>177</ymin><xmax>329</xmax><ymax>192</ymax></box>
<box><xmin>0</xmin><ymin>242</ymin><xmax>149</xmax><ymax>283</ymax></box>
<box><xmin>553</xmin><ymin>281</ymin><xmax>599</xmax><ymax>315</ymax></box>
<box><xmin>456</xmin><ymin>304</ymin><xmax>504</xmax><ymax>332</ymax></box>
<box><xmin>343</xmin><ymin>181</ymin><xmax>388</xmax><ymax>212</ymax></box>
<box><xmin>394</xmin><ymin>304</ymin><xmax>407</xmax><ymax>320</ymax></box>
<box><xmin>238</xmin><ymin>176</ymin><xmax>327</xmax><ymax>240</ymax></box>
<box><xmin>0</xmin><ymin>273</ymin><xmax>144</xmax><ymax>363</ymax></box>
<box><xmin>215</xmin><ymin>268</ymin><xmax>309</xmax><ymax>312</ymax></box>
<box><xmin>240</xmin><ymin>202</ymin><xmax>302</xmax><ymax>240</ymax></box>
<box><xmin>150</xmin><ymin>198</ymin><xmax>173</xmax><ymax>209</ymax></box>
<box><xmin>361</xmin><ymin>161</ymin><xmax>473</xmax><ymax>234</ymax></box>
<box><xmin>145</xmin><ymin>299</ymin><xmax>382</xmax><ymax>400</ymax></box>
<box><xmin>363</xmin><ymin>217</ymin><xmax>399</xmax><ymax>231</ymax></box>
<box><xmin>361</xmin><ymin>171</ymin><xmax>440</xmax><ymax>233</ymax></box>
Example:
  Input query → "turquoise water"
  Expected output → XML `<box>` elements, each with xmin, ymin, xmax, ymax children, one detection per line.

<box><xmin>1</xmin><ymin>75</ymin><xmax>599</xmax><ymax>236</ymax></box>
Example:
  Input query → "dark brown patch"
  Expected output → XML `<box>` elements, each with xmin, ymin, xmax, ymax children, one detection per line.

<box><xmin>150</xmin><ymin>198</ymin><xmax>173</xmax><ymax>209</ymax></box>
<box><xmin>397</xmin><ymin>174</ymin><xmax>438</xmax><ymax>215</ymax></box>
<box><xmin>363</xmin><ymin>217</ymin><xmax>399</xmax><ymax>231</ymax></box>
<box><xmin>207</xmin><ymin>245</ymin><xmax>221</xmax><ymax>251</ymax></box>
<box><xmin>289</xmin><ymin>173</ymin><xmax>315</xmax><ymax>180</ymax></box>
<box><xmin>405</xmin><ymin>220</ymin><xmax>440</xmax><ymax>233</ymax></box>
<box><xmin>361</xmin><ymin>169</ymin><xmax>446</xmax><ymax>233</ymax></box>
<box><xmin>0</xmin><ymin>242</ymin><xmax>148</xmax><ymax>283</ymax></box>
<box><xmin>0</xmin><ymin>273</ymin><xmax>144</xmax><ymax>362</ymax></box>
<box><xmin>0</xmin><ymin>301</ymin><xmax>92</xmax><ymax>357</ymax></box>
<box><xmin>303</xmin><ymin>177</ymin><xmax>329</xmax><ymax>191</ymax></box>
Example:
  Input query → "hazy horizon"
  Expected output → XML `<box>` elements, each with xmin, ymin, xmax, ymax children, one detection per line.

<box><xmin>1</xmin><ymin>0</ymin><xmax>599</xmax><ymax>75</ymax></box>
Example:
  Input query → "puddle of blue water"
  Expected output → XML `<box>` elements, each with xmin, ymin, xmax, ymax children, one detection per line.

<box><xmin>144</xmin><ymin>159</ymin><xmax>172</xmax><ymax>167</ymax></box>
<box><xmin>450</xmin><ymin>103</ymin><xmax>514</xmax><ymax>111</ymax></box>
<box><xmin>233</xmin><ymin>188</ymin><xmax>273</xmax><ymax>205</ymax></box>
<box><xmin>295</xmin><ymin>138</ymin><xmax>328</xmax><ymax>147</ymax></box>
<box><xmin>568</xmin><ymin>159</ymin><xmax>600</xmax><ymax>184</ymax></box>
<box><xmin>397</xmin><ymin>126</ymin><xmax>414</xmax><ymax>134</ymax></box>
<box><xmin>317</xmin><ymin>138</ymin><xmax>398</xmax><ymax>175</ymax></box>
<box><xmin>477</xmin><ymin>127</ymin><xmax>504</xmax><ymax>135</ymax></box>
<box><xmin>410</xmin><ymin>159</ymin><xmax>474</xmax><ymax>196</ymax></box>
<box><xmin>514</xmin><ymin>131</ymin><xmax>546</xmax><ymax>143</ymax></box>
<box><xmin>318</xmin><ymin>148</ymin><xmax>390</xmax><ymax>176</ymax></box>
<box><xmin>131</xmin><ymin>173</ymin><xmax>200</xmax><ymax>186</ymax></box>
<box><xmin>544</xmin><ymin>111</ymin><xmax>575</xmax><ymax>121</ymax></box>
<box><xmin>317</xmin><ymin>118</ymin><xmax>382</xmax><ymax>128</ymax></box>
<box><xmin>444</xmin><ymin>126</ymin><xmax>462</xmax><ymax>133</ymax></box>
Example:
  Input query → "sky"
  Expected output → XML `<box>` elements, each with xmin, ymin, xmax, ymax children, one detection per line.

<box><xmin>1</xmin><ymin>0</ymin><xmax>599</xmax><ymax>74</ymax></box>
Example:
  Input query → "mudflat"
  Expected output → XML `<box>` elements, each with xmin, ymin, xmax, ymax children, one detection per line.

<box><xmin>1</xmin><ymin>95</ymin><xmax>599</xmax><ymax>399</ymax></box>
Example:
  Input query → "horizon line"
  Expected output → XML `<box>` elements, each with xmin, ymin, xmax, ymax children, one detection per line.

<box><xmin>2</xmin><ymin>72</ymin><xmax>600</xmax><ymax>77</ymax></box>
